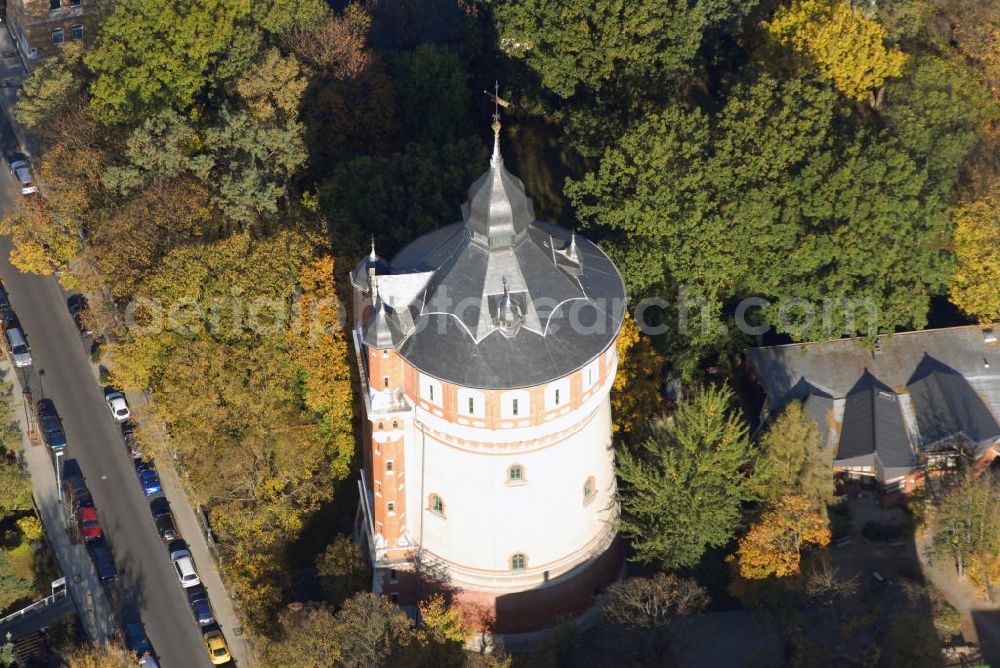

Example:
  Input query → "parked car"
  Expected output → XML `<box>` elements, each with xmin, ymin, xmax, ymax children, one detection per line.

<box><xmin>124</xmin><ymin>621</ymin><xmax>153</xmax><ymax>657</ymax></box>
<box><xmin>138</xmin><ymin>654</ymin><xmax>160</xmax><ymax>668</ymax></box>
<box><xmin>202</xmin><ymin>629</ymin><xmax>231</xmax><ymax>665</ymax></box>
<box><xmin>4</xmin><ymin>327</ymin><xmax>31</xmax><ymax>367</ymax></box>
<box><xmin>187</xmin><ymin>587</ymin><xmax>215</xmax><ymax>626</ymax></box>
<box><xmin>153</xmin><ymin>508</ymin><xmax>178</xmax><ymax>542</ymax></box>
<box><xmin>36</xmin><ymin>399</ymin><xmax>66</xmax><ymax>450</ymax></box>
<box><xmin>87</xmin><ymin>537</ymin><xmax>117</xmax><ymax>582</ymax></box>
<box><xmin>67</xmin><ymin>294</ymin><xmax>93</xmax><ymax>337</ymax></box>
<box><xmin>170</xmin><ymin>548</ymin><xmax>201</xmax><ymax>588</ymax></box>
<box><xmin>135</xmin><ymin>460</ymin><xmax>161</xmax><ymax>497</ymax></box>
<box><xmin>61</xmin><ymin>459</ymin><xmax>93</xmax><ymax>515</ymax></box>
<box><xmin>77</xmin><ymin>505</ymin><xmax>102</xmax><ymax>541</ymax></box>
<box><xmin>105</xmin><ymin>391</ymin><xmax>130</xmax><ymax>422</ymax></box>
<box><xmin>122</xmin><ymin>421</ymin><xmax>142</xmax><ymax>459</ymax></box>
<box><xmin>8</xmin><ymin>154</ymin><xmax>36</xmax><ymax>195</ymax></box>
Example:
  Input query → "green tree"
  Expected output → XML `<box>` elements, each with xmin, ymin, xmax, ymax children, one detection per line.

<box><xmin>86</xmin><ymin>0</ymin><xmax>251</xmax><ymax>124</ymax></box>
<box><xmin>15</xmin><ymin>42</ymin><xmax>86</xmax><ymax>137</ymax></box>
<box><xmin>204</xmin><ymin>106</ymin><xmax>305</xmax><ymax>226</ymax></box>
<box><xmin>318</xmin><ymin>139</ymin><xmax>485</xmax><ymax>257</ymax></box>
<box><xmin>316</xmin><ymin>536</ymin><xmax>369</xmax><ymax>608</ymax></box>
<box><xmin>753</xmin><ymin>401</ymin><xmax>835</xmax><ymax>511</ymax></box>
<box><xmin>101</xmin><ymin>109</ymin><xmax>206</xmax><ymax>195</ymax></box>
<box><xmin>881</xmin><ymin>55</ymin><xmax>992</xmax><ymax>185</ymax></box>
<box><xmin>616</xmin><ymin>385</ymin><xmax>756</xmax><ymax>569</ymax></box>
<box><xmin>566</xmin><ymin>66</ymin><xmax>961</xmax><ymax>365</ymax></box>
<box><xmin>390</xmin><ymin>44</ymin><xmax>472</xmax><ymax>146</ymax></box>
<box><xmin>491</xmin><ymin>0</ymin><xmax>754</xmax><ymax>98</ymax></box>
<box><xmin>251</xmin><ymin>0</ymin><xmax>331</xmax><ymax>34</ymax></box>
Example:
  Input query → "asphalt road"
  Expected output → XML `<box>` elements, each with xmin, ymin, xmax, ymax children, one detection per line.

<box><xmin>0</xmin><ymin>181</ymin><xmax>212</xmax><ymax>664</ymax></box>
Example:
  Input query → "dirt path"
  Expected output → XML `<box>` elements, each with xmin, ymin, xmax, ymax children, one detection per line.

<box><xmin>916</xmin><ymin>533</ymin><xmax>1000</xmax><ymax>663</ymax></box>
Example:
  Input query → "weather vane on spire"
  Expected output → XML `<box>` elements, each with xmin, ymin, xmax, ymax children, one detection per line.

<box><xmin>484</xmin><ymin>82</ymin><xmax>513</xmax><ymax>137</ymax></box>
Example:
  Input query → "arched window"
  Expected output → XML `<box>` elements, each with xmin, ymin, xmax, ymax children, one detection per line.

<box><xmin>507</xmin><ymin>464</ymin><xmax>524</xmax><ymax>483</ymax></box>
<box><xmin>428</xmin><ymin>494</ymin><xmax>444</xmax><ymax>516</ymax></box>
<box><xmin>386</xmin><ymin>460</ymin><xmax>393</xmax><ymax>473</ymax></box>
<box><xmin>583</xmin><ymin>476</ymin><xmax>596</xmax><ymax>503</ymax></box>
<box><xmin>510</xmin><ymin>553</ymin><xmax>527</xmax><ymax>572</ymax></box>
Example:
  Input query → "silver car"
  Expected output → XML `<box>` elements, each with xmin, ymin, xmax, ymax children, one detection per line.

<box><xmin>8</xmin><ymin>158</ymin><xmax>36</xmax><ymax>195</ymax></box>
<box><xmin>4</xmin><ymin>327</ymin><xmax>31</xmax><ymax>367</ymax></box>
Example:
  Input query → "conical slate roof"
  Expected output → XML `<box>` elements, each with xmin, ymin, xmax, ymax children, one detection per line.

<box><xmin>358</xmin><ymin>127</ymin><xmax>627</xmax><ymax>389</ymax></box>
<box><xmin>462</xmin><ymin>128</ymin><xmax>534</xmax><ymax>249</ymax></box>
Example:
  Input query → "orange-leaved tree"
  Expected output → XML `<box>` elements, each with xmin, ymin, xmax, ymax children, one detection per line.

<box><xmin>731</xmin><ymin>494</ymin><xmax>831</xmax><ymax>579</ymax></box>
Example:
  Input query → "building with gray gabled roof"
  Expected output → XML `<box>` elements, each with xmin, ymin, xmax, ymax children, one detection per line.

<box><xmin>748</xmin><ymin>325</ymin><xmax>1000</xmax><ymax>491</ymax></box>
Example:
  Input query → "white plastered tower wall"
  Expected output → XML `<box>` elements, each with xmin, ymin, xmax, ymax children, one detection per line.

<box><xmin>404</xmin><ymin>350</ymin><xmax>619</xmax><ymax>593</ymax></box>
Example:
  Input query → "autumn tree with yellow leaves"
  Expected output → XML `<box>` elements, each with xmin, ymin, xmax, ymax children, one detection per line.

<box><xmin>612</xmin><ymin>313</ymin><xmax>666</xmax><ymax>437</ymax></box>
<box><xmin>730</xmin><ymin>494</ymin><xmax>831</xmax><ymax>579</ymax></box>
<box><xmin>418</xmin><ymin>594</ymin><xmax>469</xmax><ymax>644</ymax></box>
<box><xmin>767</xmin><ymin>0</ymin><xmax>908</xmax><ymax>104</ymax></box>
<box><xmin>950</xmin><ymin>180</ymin><xmax>1000</xmax><ymax>322</ymax></box>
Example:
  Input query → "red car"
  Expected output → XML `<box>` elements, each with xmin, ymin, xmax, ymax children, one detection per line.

<box><xmin>78</xmin><ymin>506</ymin><xmax>102</xmax><ymax>541</ymax></box>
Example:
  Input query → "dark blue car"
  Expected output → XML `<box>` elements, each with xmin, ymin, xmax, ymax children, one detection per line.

<box><xmin>87</xmin><ymin>537</ymin><xmax>117</xmax><ymax>582</ymax></box>
<box><xmin>36</xmin><ymin>399</ymin><xmax>66</xmax><ymax>450</ymax></box>
<box><xmin>124</xmin><ymin>621</ymin><xmax>153</xmax><ymax>656</ymax></box>
<box><xmin>187</xmin><ymin>587</ymin><xmax>215</xmax><ymax>626</ymax></box>
<box><xmin>135</xmin><ymin>461</ymin><xmax>161</xmax><ymax>496</ymax></box>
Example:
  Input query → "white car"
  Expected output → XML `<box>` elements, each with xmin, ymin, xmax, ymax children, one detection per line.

<box><xmin>8</xmin><ymin>157</ymin><xmax>36</xmax><ymax>195</ymax></box>
<box><xmin>169</xmin><ymin>549</ymin><xmax>201</xmax><ymax>588</ymax></box>
<box><xmin>4</xmin><ymin>327</ymin><xmax>31</xmax><ymax>367</ymax></box>
<box><xmin>138</xmin><ymin>654</ymin><xmax>160</xmax><ymax>668</ymax></box>
<box><xmin>105</xmin><ymin>392</ymin><xmax>131</xmax><ymax>422</ymax></box>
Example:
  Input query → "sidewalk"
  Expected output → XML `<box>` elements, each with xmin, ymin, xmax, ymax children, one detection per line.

<box><xmin>0</xmin><ymin>23</ymin><xmax>36</xmax><ymax>156</ymax></box>
<box><xmin>128</xmin><ymin>391</ymin><xmax>255</xmax><ymax>666</ymax></box>
<box><xmin>3</xmin><ymin>361</ymin><xmax>115</xmax><ymax>646</ymax></box>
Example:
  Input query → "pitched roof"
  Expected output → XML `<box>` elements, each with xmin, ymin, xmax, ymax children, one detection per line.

<box><xmin>906</xmin><ymin>355</ymin><xmax>1000</xmax><ymax>448</ymax></box>
<box><xmin>748</xmin><ymin>325</ymin><xmax>1000</xmax><ymax>480</ymax></box>
<box><xmin>837</xmin><ymin>372</ymin><xmax>915</xmax><ymax>474</ymax></box>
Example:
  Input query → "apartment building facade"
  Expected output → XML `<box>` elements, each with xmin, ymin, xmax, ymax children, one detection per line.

<box><xmin>7</xmin><ymin>0</ymin><xmax>102</xmax><ymax>64</ymax></box>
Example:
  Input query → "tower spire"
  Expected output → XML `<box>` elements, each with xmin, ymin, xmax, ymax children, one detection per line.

<box><xmin>490</xmin><ymin>81</ymin><xmax>502</xmax><ymax>167</ymax></box>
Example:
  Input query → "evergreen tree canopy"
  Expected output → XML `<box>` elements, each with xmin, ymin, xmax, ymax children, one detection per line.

<box><xmin>616</xmin><ymin>385</ymin><xmax>756</xmax><ymax>569</ymax></box>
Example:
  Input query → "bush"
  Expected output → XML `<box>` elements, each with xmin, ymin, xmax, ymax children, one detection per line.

<box><xmin>934</xmin><ymin>599</ymin><xmax>961</xmax><ymax>630</ymax></box>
